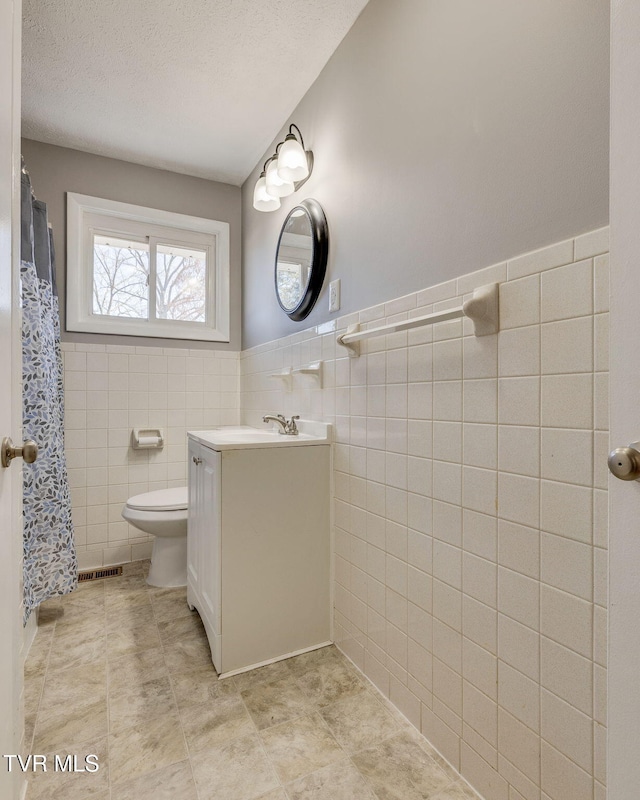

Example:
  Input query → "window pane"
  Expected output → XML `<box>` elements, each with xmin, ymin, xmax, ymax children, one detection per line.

<box><xmin>156</xmin><ymin>243</ymin><xmax>207</xmax><ymax>322</ymax></box>
<box><xmin>92</xmin><ymin>234</ymin><xmax>149</xmax><ymax>318</ymax></box>
<box><xmin>276</xmin><ymin>261</ymin><xmax>303</xmax><ymax>310</ymax></box>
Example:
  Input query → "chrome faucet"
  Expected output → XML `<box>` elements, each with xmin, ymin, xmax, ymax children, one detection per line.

<box><xmin>262</xmin><ymin>414</ymin><xmax>300</xmax><ymax>435</ymax></box>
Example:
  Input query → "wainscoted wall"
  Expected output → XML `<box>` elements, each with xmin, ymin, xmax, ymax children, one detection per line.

<box><xmin>61</xmin><ymin>343</ymin><xmax>240</xmax><ymax>569</ymax></box>
<box><xmin>240</xmin><ymin>227</ymin><xmax>609</xmax><ymax>800</ymax></box>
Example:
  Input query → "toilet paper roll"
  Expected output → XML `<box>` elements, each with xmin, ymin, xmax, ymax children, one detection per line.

<box><xmin>137</xmin><ymin>436</ymin><xmax>161</xmax><ymax>448</ymax></box>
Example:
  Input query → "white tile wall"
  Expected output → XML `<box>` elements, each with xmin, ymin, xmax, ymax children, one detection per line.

<box><xmin>62</xmin><ymin>343</ymin><xmax>239</xmax><ymax>568</ymax></box>
<box><xmin>239</xmin><ymin>226</ymin><xmax>609</xmax><ymax>800</ymax></box>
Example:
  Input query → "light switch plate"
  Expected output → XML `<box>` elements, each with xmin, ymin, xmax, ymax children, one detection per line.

<box><xmin>329</xmin><ymin>279</ymin><xmax>341</xmax><ymax>313</ymax></box>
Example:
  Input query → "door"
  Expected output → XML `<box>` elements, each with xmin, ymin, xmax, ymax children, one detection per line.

<box><xmin>0</xmin><ymin>0</ymin><xmax>23</xmax><ymax>797</ymax></box>
<box><xmin>609</xmin><ymin>1</ymin><xmax>640</xmax><ymax>796</ymax></box>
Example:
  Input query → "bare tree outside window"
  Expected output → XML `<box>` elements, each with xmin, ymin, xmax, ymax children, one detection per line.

<box><xmin>276</xmin><ymin>261</ymin><xmax>303</xmax><ymax>311</ymax></box>
<box><xmin>156</xmin><ymin>244</ymin><xmax>207</xmax><ymax>322</ymax></box>
<box><xmin>92</xmin><ymin>235</ymin><xmax>149</xmax><ymax>318</ymax></box>
<box><xmin>92</xmin><ymin>237</ymin><xmax>208</xmax><ymax>323</ymax></box>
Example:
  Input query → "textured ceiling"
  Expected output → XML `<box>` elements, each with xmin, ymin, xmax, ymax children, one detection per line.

<box><xmin>22</xmin><ymin>0</ymin><xmax>369</xmax><ymax>185</ymax></box>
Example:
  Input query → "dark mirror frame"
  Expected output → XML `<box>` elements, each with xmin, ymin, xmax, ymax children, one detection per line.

<box><xmin>274</xmin><ymin>198</ymin><xmax>328</xmax><ymax>321</ymax></box>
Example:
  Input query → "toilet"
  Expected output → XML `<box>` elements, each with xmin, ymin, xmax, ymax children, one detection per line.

<box><xmin>121</xmin><ymin>487</ymin><xmax>188</xmax><ymax>587</ymax></box>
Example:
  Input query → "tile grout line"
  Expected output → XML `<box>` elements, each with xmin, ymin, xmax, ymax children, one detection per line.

<box><xmin>109</xmin><ymin>572</ymin><xmax>188</xmax><ymax>793</ymax></box>
<box><xmin>25</xmin><ymin>617</ymin><xmax>55</xmax><ymax>756</ymax></box>
<box><xmin>151</xmin><ymin>585</ymin><xmax>193</xmax><ymax>794</ymax></box>
<box><xmin>152</xmin><ymin>588</ymin><xmax>199</xmax><ymax>800</ymax></box>
<box><xmin>98</xmin><ymin>584</ymin><xmax>112</xmax><ymax>800</ymax></box>
<box><xmin>242</xmin><ymin>682</ymin><xmax>289</xmax><ymax>795</ymax></box>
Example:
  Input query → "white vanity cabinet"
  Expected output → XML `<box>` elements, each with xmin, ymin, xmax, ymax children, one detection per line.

<box><xmin>187</xmin><ymin>426</ymin><xmax>331</xmax><ymax>678</ymax></box>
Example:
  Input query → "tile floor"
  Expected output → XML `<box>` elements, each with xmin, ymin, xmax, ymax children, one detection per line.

<box><xmin>24</xmin><ymin>560</ymin><xmax>481</xmax><ymax>800</ymax></box>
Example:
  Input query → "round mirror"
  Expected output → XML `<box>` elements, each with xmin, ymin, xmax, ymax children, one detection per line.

<box><xmin>275</xmin><ymin>198</ymin><xmax>328</xmax><ymax>321</ymax></box>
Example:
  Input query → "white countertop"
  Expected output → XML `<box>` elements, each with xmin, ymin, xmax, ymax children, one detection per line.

<box><xmin>188</xmin><ymin>422</ymin><xmax>331</xmax><ymax>451</ymax></box>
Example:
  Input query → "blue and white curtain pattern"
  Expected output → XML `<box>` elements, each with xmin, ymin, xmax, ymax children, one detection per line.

<box><xmin>21</xmin><ymin>166</ymin><xmax>77</xmax><ymax>622</ymax></box>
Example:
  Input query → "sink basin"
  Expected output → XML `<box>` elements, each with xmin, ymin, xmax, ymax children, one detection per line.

<box><xmin>188</xmin><ymin>422</ymin><xmax>331</xmax><ymax>451</ymax></box>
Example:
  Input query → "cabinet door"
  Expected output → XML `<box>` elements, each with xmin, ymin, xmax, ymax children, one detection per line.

<box><xmin>199</xmin><ymin>445</ymin><xmax>222</xmax><ymax>634</ymax></box>
<box><xmin>187</xmin><ymin>439</ymin><xmax>201</xmax><ymax>594</ymax></box>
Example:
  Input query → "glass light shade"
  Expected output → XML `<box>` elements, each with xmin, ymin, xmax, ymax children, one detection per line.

<box><xmin>276</xmin><ymin>136</ymin><xmax>309</xmax><ymax>183</ymax></box>
<box><xmin>253</xmin><ymin>174</ymin><xmax>281</xmax><ymax>212</ymax></box>
<box><xmin>265</xmin><ymin>158</ymin><xmax>295</xmax><ymax>198</ymax></box>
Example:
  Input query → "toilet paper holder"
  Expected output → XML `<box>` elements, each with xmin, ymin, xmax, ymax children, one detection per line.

<box><xmin>131</xmin><ymin>428</ymin><xmax>164</xmax><ymax>450</ymax></box>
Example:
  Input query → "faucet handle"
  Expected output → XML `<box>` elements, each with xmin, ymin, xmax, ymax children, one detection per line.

<box><xmin>287</xmin><ymin>415</ymin><xmax>300</xmax><ymax>434</ymax></box>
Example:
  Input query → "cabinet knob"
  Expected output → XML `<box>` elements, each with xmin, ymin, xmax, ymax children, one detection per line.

<box><xmin>192</xmin><ymin>456</ymin><xmax>202</xmax><ymax>465</ymax></box>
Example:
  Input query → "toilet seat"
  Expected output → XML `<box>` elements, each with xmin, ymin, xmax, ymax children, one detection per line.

<box><xmin>126</xmin><ymin>487</ymin><xmax>188</xmax><ymax>512</ymax></box>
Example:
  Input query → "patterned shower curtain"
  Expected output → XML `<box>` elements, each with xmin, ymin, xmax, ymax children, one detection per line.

<box><xmin>21</xmin><ymin>165</ymin><xmax>77</xmax><ymax>622</ymax></box>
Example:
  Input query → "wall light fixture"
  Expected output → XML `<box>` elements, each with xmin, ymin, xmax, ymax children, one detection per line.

<box><xmin>253</xmin><ymin>124</ymin><xmax>314</xmax><ymax>212</ymax></box>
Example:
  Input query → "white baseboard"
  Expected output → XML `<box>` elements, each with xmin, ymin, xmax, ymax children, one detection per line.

<box><xmin>218</xmin><ymin>640</ymin><xmax>333</xmax><ymax>680</ymax></box>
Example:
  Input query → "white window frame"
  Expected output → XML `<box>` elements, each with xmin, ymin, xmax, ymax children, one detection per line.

<box><xmin>66</xmin><ymin>193</ymin><xmax>230</xmax><ymax>342</ymax></box>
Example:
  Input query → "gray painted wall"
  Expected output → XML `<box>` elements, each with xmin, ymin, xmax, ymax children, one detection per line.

<box><xmin>21</xmin><ymin>139</ymin><xmax>242</xmax><ymax>350</ymax></box>
<box><xmin>242</xmin><ymin>0</ymin><xmax>610</xmax><ymax>348</ymax></box>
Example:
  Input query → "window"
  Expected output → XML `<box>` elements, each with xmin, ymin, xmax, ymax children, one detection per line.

<box><xmin>67</xmin><ymin>193</ymin><xmax>230</xmax><ymax>341</ymax></box>
<box><xmin>276</xmin><ymin>260</ymin><xmax>303</xmax><ymax>309</ymax></box>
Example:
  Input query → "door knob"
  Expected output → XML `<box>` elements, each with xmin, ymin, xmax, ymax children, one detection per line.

<box><xmin>1</xmin><ymin>437</ymin><xmax>39</xmax><ymax>468</ymax></box>
<box><xmin>608</xmin><ymin>441</ymin><xmax>640</xmax><ymax>481</ymax></box>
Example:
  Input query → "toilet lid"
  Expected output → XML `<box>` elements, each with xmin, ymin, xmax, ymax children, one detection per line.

<box><xmin>126</xmin><ymin>487</ymin><xmax>188</xmax><ymax>512</ymax></box>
